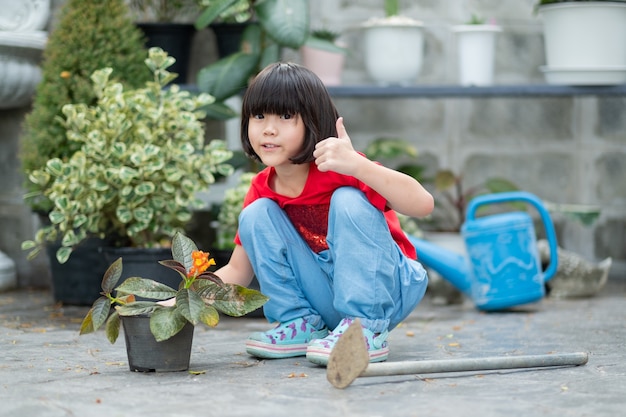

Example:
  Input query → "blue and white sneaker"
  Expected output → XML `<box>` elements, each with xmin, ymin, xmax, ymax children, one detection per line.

<box><xmin>306</xmin><ymin>318</ymin><xmax>389</xmax><ymax>366</ymax></box>
<box><xmin>245</xmin><ymin>317</ymin><xmax>328</xmax><ymax>359</ymax></box>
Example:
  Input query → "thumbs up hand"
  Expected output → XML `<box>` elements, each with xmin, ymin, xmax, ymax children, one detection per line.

<box><xmin>313</xmin><ymin>117</ymin><xmax>361</xmax><ymax>176</ymax></box>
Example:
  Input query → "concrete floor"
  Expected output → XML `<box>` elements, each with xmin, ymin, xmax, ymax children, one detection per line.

<box><xmin>1</xmin><ymin>278</ymin><xmax>625</xmax><ymax>417</ymax></box>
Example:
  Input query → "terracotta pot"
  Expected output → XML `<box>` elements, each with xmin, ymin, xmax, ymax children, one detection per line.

<box><xmin>300</xmin><ymin>45</ymin><xmax>345</xmax><ymax>86</ymax></box>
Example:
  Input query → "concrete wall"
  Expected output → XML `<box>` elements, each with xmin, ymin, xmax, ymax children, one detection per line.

<box><xmin>1</xmin><ymin>0</ymin><xmax>624</xmax><ymax>289</ymax></box>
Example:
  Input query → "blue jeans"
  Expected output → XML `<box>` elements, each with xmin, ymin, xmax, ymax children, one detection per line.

<box><xmin>238</xmin><ymin>187</ymin><xmax>428</xmax><ymax>333</ymax></box>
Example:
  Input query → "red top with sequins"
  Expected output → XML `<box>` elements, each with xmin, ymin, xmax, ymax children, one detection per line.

<box><xmin>234</xmin><ymin>161</ymin><xmax>417</xmax><ymax>259</ymax></box>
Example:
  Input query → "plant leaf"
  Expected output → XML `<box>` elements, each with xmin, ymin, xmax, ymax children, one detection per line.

<box><xmin>89</xmin><ymin>296</ymin><xmax>111</xmax><ymax>332</ymax></box>
<box><xmin>255</xmin><ymin>0</ymin><xmax>309</xmax><ymax>49</ymax></box>
<box><xmin>102</xmin><ymin>257</ymin><xmax>123</xmax><ymax>294</ymax></box>
<box><xmin>196</xmin><ymin>52</ymin><xmax>259</xmax><ymax>101</ymax></box>
<box><xmin>79</xmin><ymin>308</ymin><xmax>95</xmax><ymax>335</ymax></box>
<box><xmin>199</xmin><ymin>304</ymin><xmax>220</xmax><ymax>327</ymax></box>
<box><xmin>201</xmin><ymin>101</ymin><xmax>238</xmax><ymax>121</ymax></box>
<box><xmin>194</xmin><ymin>0</ymin><xmax>241</xmax><ymax>29</ymax></box>
<box><xmin>158</xmin><ymin>259</ymin><xmax>187</xmax><ymax>278</ymax></box>
<box><xmin>171</xmin><ymin>232</ymin><xmax>198</xmax><ymax>272</ymax></box>
<box><xmin>104</xmin><ymin>311</ymin><xmax>120</xmax><ymax>344</ymax></box>
<box><xmin>116</xmin><ymin>301</ymin><xmax>158</xmax><ymax>316</ymax></box>
<box><xmin>195</xmin><ymin>281</ymin><xmax>268</xmax><ymax>317</ymax></box>
<box><xmin>149</xmin><ymin>307</ymin><xmax>187</xmax><ymax>342</ymax></box>
<box><xmin>175</xmin><ymin>289</ymin><xmax>206</xmax><ymax>325</ymax></box>
<box><xmin>115</xmin><ymin>277</ymin><xmax>177</xmax><ymax>300</ymax></box>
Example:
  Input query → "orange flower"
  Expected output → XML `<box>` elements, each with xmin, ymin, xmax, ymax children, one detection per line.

<box><xmin>60</xmin><ymin>71</ymin><xmax>71</xmax><ymax>79</ymax></box>
<box><xmin>189</xmin><ymin>250</ymin><xmax>216</xmax><ymax>277</ymax></box>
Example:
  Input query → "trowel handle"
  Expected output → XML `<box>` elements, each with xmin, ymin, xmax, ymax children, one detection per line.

<box><xmin>465</xmin><ymin>191</ymin><xmax>559</xmax><ymax>282</ymax></box>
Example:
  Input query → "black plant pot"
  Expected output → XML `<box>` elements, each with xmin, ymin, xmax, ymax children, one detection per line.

<box><xmin>103</xmin><ymin>246</ymin><xmax>182</xmax><ymax>300</ymax></box>
<box><xmin>47</xmin><ymin>237</ymin><xmax>109</xmax><ymax>306</ymax></box>
<box><xmin>136</xmin><ymin>22</ymin><xmax>195</xmax><ymax>83</ymax></box>
<box><xmin>121</xmin><ymin>315</ymin><xmax>193</xmax><ymax>372</ymax></box>
<box><xmin>102</xmin><ymin>246</ymin><xmax>180</xmax><ymax>295</ymax></box>
<box><xmin>210</xmin><ymin>22</ymin><xmax>250</xmax><ymax>58</ymax></box>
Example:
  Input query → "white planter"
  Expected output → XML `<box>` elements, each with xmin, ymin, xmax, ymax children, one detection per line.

<box><xmin>0</xmin><ymin>0</ymin><xmax>49</xmax><ymax>108</ymax></box>
<box><xmin>538</xmin><ymin>2</ymin><xmax>626</xmax><ymax>85</ymax></box>
<box><xmin>0</xmin><ymin>251</ymin><xmax>16</xmax><ymax>292</ymax></box>
<box><xmin>452</xmin><ymin>24</ymin><xmax>501</xmax><ymax>86</ymax></box>
<box><xmin>0</xmin><ymin>31</ymin><xmax>47</xmax><ymax>109</ymax></box>
<box><xmin>362</xmin><ymin>16</ymin><xmax>424</xmax><ymax>85</ymax></box>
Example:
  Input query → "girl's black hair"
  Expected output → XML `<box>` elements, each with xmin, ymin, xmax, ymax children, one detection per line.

<box><xmin>240</xmin><ymin>62</ymin><xmax>340</xmax><ymax>164</ymax></box>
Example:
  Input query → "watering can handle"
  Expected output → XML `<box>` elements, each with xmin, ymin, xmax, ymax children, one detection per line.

<box><xmin>465</xmin><ymin>191</ymin><xmax>559</xmax><ymax>282</ymax></box>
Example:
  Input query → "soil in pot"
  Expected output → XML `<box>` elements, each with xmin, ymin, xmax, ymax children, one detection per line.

<box><xmin>122</xmin><ymin>315</ymin><xmax>194</xmax><ymax>372</ymax></box>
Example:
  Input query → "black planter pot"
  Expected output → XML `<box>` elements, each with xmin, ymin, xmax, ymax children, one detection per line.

<box><xmin>47</xmin><ymin>237</ymin><xmax>109</xmax><ymax>306</ymax></box>
<box><xmin>121</xmin><ymin>315</ymin><xmax>193</xmax><ymax>372</ymax></box>
<box><xmin>136</xmin><ymin>22</ymin><xmax>195</xmax><ymax>83</ymax></box>
<box><xmin>102</xmin><ymin>246</ymin><xmax>180</xmax><ymax>294</ymax></box>
<box><xmin>210</xmin><ymin>22</ymin><xmax>251</xmax><ymax>58</ymax></box>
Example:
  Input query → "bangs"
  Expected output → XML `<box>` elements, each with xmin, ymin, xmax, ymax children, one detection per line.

<box><xmin>242</xmin><ymin>63</ymin><xmax>307</xmax><ymax>118</ymax></box>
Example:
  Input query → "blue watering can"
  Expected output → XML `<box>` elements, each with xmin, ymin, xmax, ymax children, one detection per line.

<box><xmin>410</xmin><ymin>191</ymin><xmax>559</xmax><ymax>311</ymax></box>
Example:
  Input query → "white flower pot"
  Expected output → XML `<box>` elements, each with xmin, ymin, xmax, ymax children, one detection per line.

<box><xmin>362</xmin><ymin>16</ymin><xmax>424</xmax><ymax>85</ymax></box>
<box><xmin>0</xmin><ymin>0</ymin><xmax>49</xmax><ymax>108</ymax></box>
<box><xmin>452</xmin><ymin>24</ymin><xmax>501</xmax><ymax>86</ymax></box>
<box><xmin>0</xmin><ymin>251</ymin><xmax>16</xmax><ymax>292</ymax></box>
<box><xmin>538</xmin><ymin>2</ymin><xmax>626</xmax><ymax>85</ymax></box>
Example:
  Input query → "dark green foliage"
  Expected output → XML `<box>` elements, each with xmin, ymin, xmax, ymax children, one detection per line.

<box><xmin>20</xmin><ymin>0</ymin><xmax>150</xmax><ymax>211</ymax></box>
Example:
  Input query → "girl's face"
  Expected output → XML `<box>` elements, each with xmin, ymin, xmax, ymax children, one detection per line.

<box><xmin>247</xmin><ymin>112</ymin><xmax>306</xmax><ymax>168</ymax></box>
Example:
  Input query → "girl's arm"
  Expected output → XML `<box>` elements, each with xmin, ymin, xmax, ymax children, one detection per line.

<box><xmin>313</xmin><ymin>118</ymin><xmax>434</xmax><ymax>218</ymax></box>
<box><xmin>213</xmin><ymin>244</ymin><xmax>255</xmax><ymax>287</ymax></box>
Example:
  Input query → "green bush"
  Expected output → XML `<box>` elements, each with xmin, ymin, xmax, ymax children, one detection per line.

<box><xmin>20</xmin><ymin>0</ymin><xmax>150</xmax><ymax>212</ymax></box>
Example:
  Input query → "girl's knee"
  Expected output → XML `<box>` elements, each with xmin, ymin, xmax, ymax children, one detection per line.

<box><xmin>330</xmin><ymin>187</ymin><xmax>365</xmax><ymax>205</ymax></box>
<box><xmin>239</xmin><ymin>198</ymin><xmax>280</xmax><ymax>225</ymax></box>
<box><xmin>330</xmin><ymin>187</ymin><xmax>370</xmax><ymax>216</ymax></box>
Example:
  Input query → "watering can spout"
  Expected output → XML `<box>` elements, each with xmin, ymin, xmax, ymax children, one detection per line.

<box><xmin>408</xmin><ymin>236</ymin><xmax>472</xmax><ymax>295</ymax></box>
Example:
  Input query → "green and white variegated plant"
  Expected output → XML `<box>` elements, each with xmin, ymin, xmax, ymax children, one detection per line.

<box><xmin>80</xmin><ymin>232</ymin><xmax>268</xmax><ymax>343</ymax></box>
<box><xmin>22</xmin><ymin>47</ymin><xmax>234</xmax><ymax>264</ymax></box>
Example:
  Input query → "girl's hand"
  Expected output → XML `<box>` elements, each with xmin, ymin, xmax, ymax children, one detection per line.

<box><xmin>313</xmin><ymin>117</ymin><xmax>362</xmax><ymax>176</ymax></box>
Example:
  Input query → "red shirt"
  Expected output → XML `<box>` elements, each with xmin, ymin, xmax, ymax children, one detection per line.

<box><xmin>234</xmin><ymin>162</ymin><xmax>417</xmax><ymax>260</ymax></box>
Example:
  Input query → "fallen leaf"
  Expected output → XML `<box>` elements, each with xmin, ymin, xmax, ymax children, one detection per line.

<box><xmin>406</xmin><ymin>331</ymin><xmax>415</xmax><ymax>337</ymax></box>
<box><xmin>189</xmin><ymin>370</ymin><xmax>206</xmax><ymax>375</ymax></box>
<box><xmin>448</xmin><ymin>342</ymin><xmax>460</xmax><ymax>347</ymax></box>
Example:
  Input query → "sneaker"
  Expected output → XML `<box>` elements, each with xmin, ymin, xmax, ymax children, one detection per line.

<box><xmin>306</xmin><ymin>318</ymin><xmax>389</xmax><ymax>366</ymax></box>
<box><xmin>245</xmin><ymin>317</ymin><xmax>329</xmax><ymax>359</ymax></box>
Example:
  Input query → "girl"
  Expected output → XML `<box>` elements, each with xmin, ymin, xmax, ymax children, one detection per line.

<box><xmin>214</xmin><ymin>62</ymin><xmax>434</xmax><ymax>366</ymax></box>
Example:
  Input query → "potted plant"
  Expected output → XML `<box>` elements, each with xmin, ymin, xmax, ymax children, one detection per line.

<box><xmin>195</xmin><ymin>0</ymin><xmax>254</xmax><ymax>58</ymax></box>
<box><xmin>22</xmin><ymin>48</ymin><xmax>235</xmax><ymax>300</ymax></box>
<box><xmin>193</xmin><ymin>0</ymin><xmax>311</xmax><ymax>116</ymax></box>
<box><xmin>128</xmin><ymin>0</ymin><xmax>202</xmax><ymax>84</ymax></box>
<box><xmin>535</xmin><ymin>0</ymin><xmax>626</xmax><ymax>85</ymax></box>
<box><xmin>360</xmin><ymin>0</ymin><xmax>425</xmax><ymax>85</ymax></box>
<box><xmin>21</xmin><ymin>0</ymin><xmax>150</xmax><ymax>215</ymax></box>
<box><xmin>300</xmin><ymin>29</ymin><xmax>347</xmax><ymax>86</ymax></box>
<box><xmin>79</xmin><ymin>232</ymin><xmax>268</xmax><ymax>372</ymax></box>
<box><xmin>19</xmin><ymin>0</ymin><xmax>153</xmax><ymax>304</ymax></box>
<box><xmin>452</xmin><ymin>14</ymin><xmax>502</xmax><ymax>86</ymax></box>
